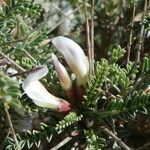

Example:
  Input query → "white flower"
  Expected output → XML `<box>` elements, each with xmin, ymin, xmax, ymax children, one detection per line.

<box><xmin>22</xmin><ymin>66</ymin><xmax>71</xmax><ymax>112</ymax></box>
<box><xmin>52</xmin><ymin>53</ymin><xmax>72</xmax><ymax>91</ymax></box>
<box><xmin>51</xmin><ymin>36</ymin><xmax>89</xmax><ymax>86</ymax></box>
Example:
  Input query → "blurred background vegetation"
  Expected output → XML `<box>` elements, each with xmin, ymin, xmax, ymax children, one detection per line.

<box><xmin>0</xmin><ymin>0</ymin><xmax>149</xmax><ymax>150</ymax></box>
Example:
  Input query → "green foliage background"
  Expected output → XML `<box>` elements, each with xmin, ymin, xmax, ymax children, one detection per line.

<box><xmin>0</xmin><ymin>0</ymin><xmax>149</xmax><ymax>150</ymax></box>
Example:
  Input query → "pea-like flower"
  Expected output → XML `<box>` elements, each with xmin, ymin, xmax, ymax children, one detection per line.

<box><xmin>51</xmin><ymin>36</ymin><xmax>89</xmax><ymax>86</ymax></box>
<box><xmin>52</xmin><ymin>53</ymin><xmax>72</xmax><ymax>91</ymax></box>
<box><xmin>22</xmin><ymin>66</ymin><xmax>71</xmax><ymax>112</ymax></box>
<box><xmin>22</xmin><ymin>36</ymin><xmax>89</xmax><ymax>111</ymax></box>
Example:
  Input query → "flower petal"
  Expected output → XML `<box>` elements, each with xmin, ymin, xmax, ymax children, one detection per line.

<box><xmin>52</xmin><ymin>53</ymin><xmax>72</xmax><ymax>91</ymax></box>
<box><xmin>22</xmin><ymin>66</ymin><xmax>71</xmax><ymax>112</ymax></box>
<box><xmin>23</xmin><ymin>80</ymin><xmax>61</xmax><ymax>109</ymax></box>
<box><xmin>51</xmin><ymin>36</ymin><xmax>89</xmax><ymax>86</ymax></box>
<box><xmin>23</xmin><ymin>66</ymin><xmax>48</xmax><ymax>86</ymax></box>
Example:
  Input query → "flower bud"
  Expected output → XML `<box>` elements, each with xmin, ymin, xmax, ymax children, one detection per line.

<box><xmin>52</xmin><ymin>53</ymin><xmax>72</xmax><ymax>91</ymax></box>
<box><xmin>51</xmin><ymin>36</ymin><xmax>89</xmax><ymax>86</ymax></box>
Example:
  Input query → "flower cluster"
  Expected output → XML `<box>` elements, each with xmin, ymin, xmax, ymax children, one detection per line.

<box><xmin>22</xmin><ymin>36</ymin><xmax>89</xmax><ymax>112</ymax></box>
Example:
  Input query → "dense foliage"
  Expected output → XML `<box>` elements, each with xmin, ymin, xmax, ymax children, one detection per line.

<box><xmin>0</xmin><ymin>0</ymin><xmax>149</xmax><ymax>150</ymax></box>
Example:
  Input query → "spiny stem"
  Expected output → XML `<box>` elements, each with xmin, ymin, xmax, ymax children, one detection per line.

<box><xmin>22</xmin><ymin>49</ymin><xmax>37</xmax><ymax>64</ymax></box>
<box><xmin>127</xmin><ymin>6</ymin><xmax>135</xmax><ymax>64</ymax></box>
<box><xmin>50</xmin><ymin>136</ymin><xmax>72</xmax><ymax>150</ymax></box>
<box><xmin>135</xmin><ymin>0</ymin><xmax>147</xmax><ymax>63</ymax></box>
<box><xmin>90</xmin><ymin>0</ymin><xmax>95</xmax><ymax>74</ymax></box>
<box><xmin>0</xmin><ymin>38</ymin><xmax>27</xmax><ymax>47</ymax></box>
<box><xmin>101</xmin><ymin>126</ymin><xmax>131</xmax><ymax>150</ymax></box>
<box><xmin>30</xmin><ymin>2</ymin><xmax>73</xmax><ymax>34</ymax></box>
<box><xmin>3</xmin><ymin>101</ymin><xmax>20</xmax><ymax>150</ymax></box>
<box><xmin>0</xmin><ymin>50</ymin><xmax>26</xmax><ymax>71</ymax></box>
<box><xmin>50</xmin><ymin>2</ymin><xmax>72</xmax><ymax>19</ymax></box>
<box><xmin>84</xmin><ymin>0</ymin><xmax>92</xmax><ymax>76</ymax></box>
<box><xmin>9</xmin><ymin>66</ymin><xmax>45</xmax><ymax>77</ymax></box>
<box><xmin>50</xmin><ymin>130</ymin><xmax>78</xmax><ymax>150</ymax></box>
<box><xmin>48</xmin><ymin>4</ymin><xmax>83</xmax><ymax>34</ymax></box>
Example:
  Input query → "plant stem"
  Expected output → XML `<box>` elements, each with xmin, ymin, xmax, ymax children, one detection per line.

<box><xmin>90</xmin><ymin>0</ymin><xmax>95</xmax><ymax>74</ymax></box>
<box><xmin>30</xmin><ymin>2</ymin><xmax>72</xmax><ymax>34</ymax></box>
<box><xmin>22</xmin><ymin>49</ymin><xmax>37</xmax><ymax>64</ymax></box>
<box><xmin>50</xmin><ymin>136</ymin><xmax>72</xmax><ymax>150</ymax></box>
<box><xmin>48</xmin><ymin>4</ymin><xmax>83</xmax><ymax>34</ymax></box>
<box><xmin>3</xmin><ymin>101</ymin><xmax>20</xmax><ymax>150</ymax></box>
<box><xmin>127</xmin><ymin>6</ymin><xmax>135</xmax><ymax>64</ymax></box>
<box><xmin>135</xmin><ymin>0</ymin><xmax>147</xmax><ymax>63</ymax></box>
<box><xmin>136</xmin><ymin>142</ymin><xmax>150</xmax><ymax>150</ymax></box>
<box><xmin>0</xmin><ymin>38</ymin><xmax>27</xmax><ymax>47</ymax></box>
<box><xmin>9</xmin><ymin>66</ymin><xmax>43</xmax><ymax>77</ymax></box>
<box><xmin>84</xmin><ymin>0</ymin><xmax>92</xmax><ymax>76</ymax></box>
<box><xmin>101</xmin><ymin>126</ymin><xmax>131</xmax><ymax>150</ymax></box>
<box><xmin>50</xmin><ymin>2</ymin><xmax>72</xmax><ymax>19</ymax></box>
<box><xmin>0</xmin><ymin>50</ymin><xmax>26</xmax><ymax>71</ymax></box>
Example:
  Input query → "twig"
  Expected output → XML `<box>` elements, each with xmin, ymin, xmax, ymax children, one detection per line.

<box><xmin>90</xmin><ymin>0</ymin><xmax>95</xmax><ymax>74</ymax></box>
<box><xmin>0</xmin><ymin>3</ymin><xmax>77</xmax><ymax>46</ymax></box>
<box><xmin>0</xmin><ymin>38</ymin><xmax>27</xmax><ymax>47</ymax></box>
<box><xmin>50</xmin><ymin>136</ymin><xmax>72</xmax><ymax>150</ymax></box>
<box><xmin>135</xmin><ymin>0</ymin><xmax>147</xmax><ymax>63</ymax></box>
<box><xmin>136</xmin><ymin>142</ymin><xmax>150</xmax><ymax>150</ymax></box>
<box><xmin>30</xmin><ymin>3</ymin><xmax>70</xmax><ymax>34</ymax></box>
<box><xmin>0</xmin><ymin>41</ymin><xmax>37</xmax><ymax>68</ymax></box>
<box><xmin>9</xmin><ymin>66</ymin><xmax>44</xmax><ymax>77</ymax></box>
<box><xmin>22</xmin><ymin>49</ymin><xmax>37</xmax><ymax>64</ymax></box>
<box><xmin>48</xmin><ymin>20</ymin><xmax>64</xmax><ymax>34</ymax></box>
<box><xmin>0</xmin><ymin>50</ymin><xmax>26</xmax><ymax>71</ymax></box>
<box><xmin>50</xmin><ymin>2</ymin><xmax>72</xmax><ymax>19</ymax></box>
<box><xmin>48</xmin><ymin>4</ymin><xmax>83</xmax><ymax>34</ymax></box>
<box><xmin>3</xmin><ymin>101</ymin><xmax>20</xmax><ymax>150</ymax></box>
<box><xmin>127</xmin><ymin>6</ymin><xmax>135</xmax><ymax>64</ymax></box>
<box><xmin>84</xmin><ymin>1</ymin><xmax>92</xmax><ymax>76</ymax></box>
<box><xmin>101</xmin><ymin>126</ymin><xmax>131</xmax><ymax>150</ymax></box>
